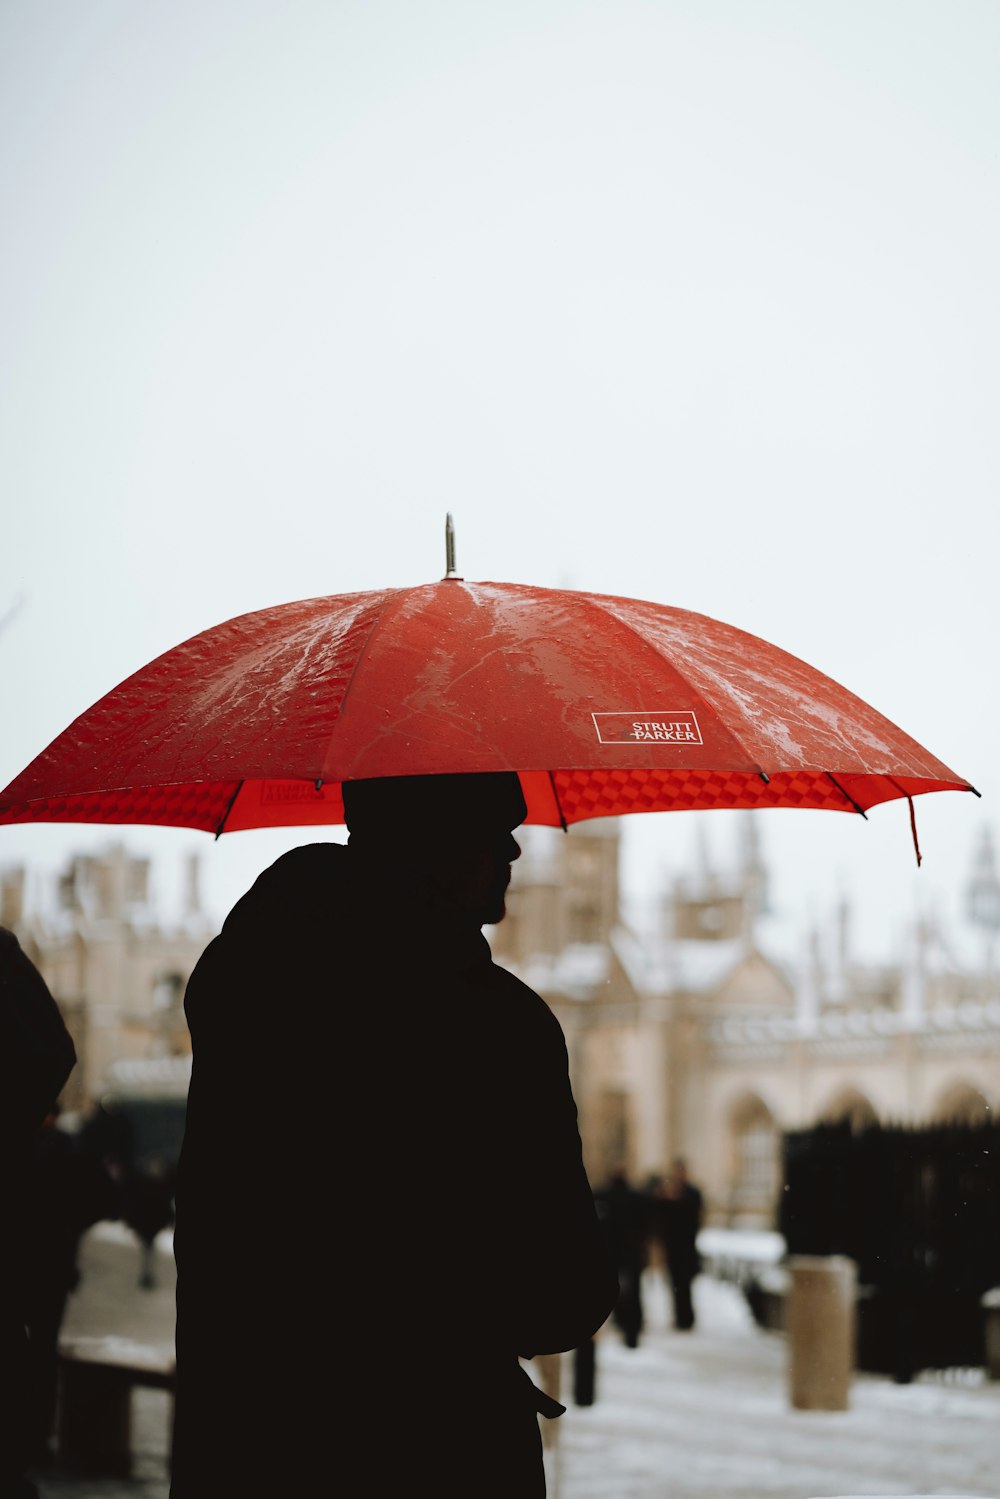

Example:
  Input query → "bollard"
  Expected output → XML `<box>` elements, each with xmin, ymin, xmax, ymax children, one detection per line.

<box><xmin>572</xmin><ymin>1339</ymin><xmax>596</xmax><ymax>1406</ymax></box>
<box><xmin>787</xmin><ymin>1254</ymin><xmax>856</xmax><ymax>1411</ymax></box>
<box><xmin>982</xmin><ymin>1287</ymin><xmax>1000</xmax><ymax>1379</ymax></box>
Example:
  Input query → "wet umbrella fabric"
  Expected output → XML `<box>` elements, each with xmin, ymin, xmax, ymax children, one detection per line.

<box><xmin>0</xmin><ymin>579</ymin><xmax>974</xmax><ymax>836</ymax></box>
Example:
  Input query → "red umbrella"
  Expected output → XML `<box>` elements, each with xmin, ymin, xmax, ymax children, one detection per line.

<box><xmin>0</xmin><ymin>570</ymin><xmax>977</xmax><ymax>854</ymax></box>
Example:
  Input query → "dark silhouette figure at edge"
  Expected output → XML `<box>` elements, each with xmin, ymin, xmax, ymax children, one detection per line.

<box><xmin>658</xmin><ymin>1158</ymin><xmax>704</xmax><ymax>1331</ymax></box>
<box><xmin>595</xmin><ymin>1167</ymin><xmax>649</xmax><ymax>1348</ymax></box>
<box><xmin>21</xmin><ymin>1104</ymin><xmax>121</xmax><ymax>1475</ymax></box>
<box><xmin>0</xmin><ymin>927</ymin><xmax>76</xmax><ymax>1499</ymax></box>
<box><xmin>170</xmin><ymin>772</ymin><xmax>617</xmax><ymax>1498</ymax></box>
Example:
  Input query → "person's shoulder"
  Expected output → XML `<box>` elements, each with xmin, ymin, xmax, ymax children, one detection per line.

<box><xmin>185</xmin><ymin>845</ymin><xmax>351</xmax><ymax>992</ymax></box>
<box><xmin>255</xmin><ymin>840</ymin><xmax>348</xmax><ymax>888</ymax></box>
<box><xmin>0</xmin><ymin>926</ymin><xmax>76</xmax><ymax>1108</ymax></box>
<box><xmin>221</xmin><ymin>842</ymin><xmax>349</xmax><ymax>929</ymax></box>
<box><xmin>0</xmin><ymin>924</ymin><xmax>28</xmax><ymax>966</ymax></box>
<box><xmin>0</xmin><ymin>925</ymin><xmax>53</xmax><ymax>999</ymax></box>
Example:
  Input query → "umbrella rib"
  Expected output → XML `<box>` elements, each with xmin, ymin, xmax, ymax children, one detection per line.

<box><xmin>547</xmin><ymin>771</ymin><xmax>569</xmax><ymax>832</ymax></box>
<box><xmin>324</xmin><ymin>587</ymin><xmax>410</xmax><ymax>771</ymax></box>
<box><xmin>214</xmin><ymin>781</ymin><xmax>244</xmax><ymax>840</ymax></box>
<box><xmin>825</xmin><ymin>773</ymin><xmax>868</xmax><ymax>819</ymax></box>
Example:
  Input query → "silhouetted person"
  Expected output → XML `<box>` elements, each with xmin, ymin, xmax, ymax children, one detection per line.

<box><xmin>661</xmin><ymin>1158</ymin><xmax>703</xmax><ymax>1331</ymax></box>
<box><xmin>20</xmin><ymin>1107</ymin><xmax>121</xmax><ymax>1466</ymax></box>
<box><xmin>122</xmin><ymin>1162</ymin><xmax>176</xmax><ymax>1289</ymax></box>
<box><xmin>595</xmin><ymin>1167</ymin><xmax>649</xmax><ymax>1348</ymax></box>
<box><xmin>171</xmin><ymin>772</ymin><xmax>616</xmax><ymax>1498</ymax></box>
<box><xmin>0</xmin><ymin>927</ymin><xmax>76</xmax><ymax>1498</ymax></box>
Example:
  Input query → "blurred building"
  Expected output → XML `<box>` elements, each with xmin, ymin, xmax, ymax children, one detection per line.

<box><xmin>0</xmin><ymin>843</ymin><xmax>213</xmax><ymax>1118</ymax></box>
<box><xmin>491</xmin><ymin>817</ymin><xmax>1000</xmax><ymax>1227</ymax></box>
<box><xmin>5</xmin><ymin>826</ymin><xmax>999</xmax><ymax>1229</ymax></box>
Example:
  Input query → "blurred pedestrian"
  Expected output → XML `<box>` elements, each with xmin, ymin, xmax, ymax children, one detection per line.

<box><xmin>0</xmin><ymin>927</ymin><xmax>76</xmax><ymax>1498</ymax></box>
<box><xmin>595</xmin><ymin>1167</ymin><xmax>649</xmax><ymax>1348</ymax></box>
<box><xmin>122</xmin><ymin>1162</ymin><xmax>176</xmax><ymax>1290</ymax></box>
<box><xmin>171</xmin><ymin>772</ymin><xmax>616</xmax><ymax>1499</ymax></box>
<box><xmin>661</xmin><ymin>1158</ymin><xmax>704</xmax><ymax>1331</ymax></box>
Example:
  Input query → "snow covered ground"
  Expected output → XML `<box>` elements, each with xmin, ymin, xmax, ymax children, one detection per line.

<box><xmin>38</xmin><ymin>1225</ymin><xmax>1000</xmax><ymax>1499</ymax></box>
<box><xmin>551</xmin><ymin>1273</ymin><xmax>1000</xmax><ymax>1499</ymax></box>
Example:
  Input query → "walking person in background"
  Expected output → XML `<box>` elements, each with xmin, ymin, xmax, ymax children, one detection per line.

<box><xmin>595</xmin><ymin>1166</ymin><xmax>650</xmax><ymax>1348</ymax></box>
<box><xmin>171</xmin><ymin>772</ymin><xmax>616</xmax><ymax>1499</ymax></box>
<box><xmin>661</xmin><ymin>1158</ymin><xmax>704</xmax><ymax>1331</ymax></box>
<box><xmin>122</xmin><ymin>1161</ymin><xmax>176</xmax><ymax>1290</ymax></box>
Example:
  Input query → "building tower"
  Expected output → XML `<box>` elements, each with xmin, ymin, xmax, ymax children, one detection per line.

<box><xmin>966</xmin><ymin>826</ymin><xmax>1000</xmax><ymax>971</ymax></box>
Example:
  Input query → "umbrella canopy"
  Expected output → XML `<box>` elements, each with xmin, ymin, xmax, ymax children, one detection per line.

<box><xmin>0</xmin><ymin>578</ymin><xmax>975</xmax><ymax>837</ymax></box>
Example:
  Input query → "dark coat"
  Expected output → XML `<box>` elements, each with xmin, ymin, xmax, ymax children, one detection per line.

<box><xmin>596</xmin><ymin>1177</ymin><xmax>650</xmax><ymax>1273</ymax></box>
<box><xmin>0</xmin><ymin>927</ymin><xmax>76</xmax><ymax>1489</ymax></box>
<box><xmin>170</xmin><ymin>844</ymin><xmax>615</xmax><ymax>1498</ymax></box>
<box><xmin>664</xmin><ymin>1183</ymin><xmax>704</xmax><ymax>1280</ymax></box>
<box><xmin>0</xmin><ymin>928</ymin><xmax>76</xmax><ymax>1160</ymax></box>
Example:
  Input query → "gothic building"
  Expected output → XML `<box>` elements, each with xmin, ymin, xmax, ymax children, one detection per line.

<box><xmin>492</xmin><ymin>817</ymin><xmax>1000</xmax><ymax>1227</ymax></box>
<box><xmin>0</xmin><ymin>844</ymin><xmax>211</xmax><ymax>1118</ymax></box>
<box><xmin>4</xmin><ymin>824</ymin><xmax>999</xmax><ymax>1230</ymax></box>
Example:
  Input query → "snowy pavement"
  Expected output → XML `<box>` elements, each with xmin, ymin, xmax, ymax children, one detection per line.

<box><xmin>30</xmin><ymin>1225</ymin><xmax>1000</xmax><ymax>1499</ymax></box>
<box><xmin>552</xmin><ymin>1273</ymin><xmax>1000</xmax><ymax>1499</ymax></box>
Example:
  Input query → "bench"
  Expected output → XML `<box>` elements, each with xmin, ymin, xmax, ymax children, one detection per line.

<box><xmin>57</xmin><ymin>1335</ymin><xmax>175</xmax><ymax>1475</ymax></box>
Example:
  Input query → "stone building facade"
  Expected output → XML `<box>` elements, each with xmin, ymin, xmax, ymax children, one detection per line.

<box><xmin>4</xmin><ymin>823</ymin><xmax>998</xmax><ymax>1230</ymax></box>
<box><xmin>492</xmin><ymin>816</ymin><xmax>1000</xmax><ymax>1228</ymax></box>
<box><xmin>0</xmin><ymin>843</ymin><xmax>212</xmax><ymax>1118</ymax></box>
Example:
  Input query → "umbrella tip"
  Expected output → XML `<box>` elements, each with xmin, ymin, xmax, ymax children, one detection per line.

<box><xmin>443</xmin><ymin>512</ymin><xmax>463</xmax><ymax>580</ymax></box>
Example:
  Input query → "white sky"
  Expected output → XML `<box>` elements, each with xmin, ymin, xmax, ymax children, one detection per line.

<box><xmin>1</xmin><ymin>0</ymin><xmax>997</xmax><ymax>962</ymax></box>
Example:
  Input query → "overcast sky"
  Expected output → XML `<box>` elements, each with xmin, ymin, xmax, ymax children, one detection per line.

<box><xmin>1</xmin><ymin>0</ymin><xmax>997</xmax><ymax>963</ymax></box>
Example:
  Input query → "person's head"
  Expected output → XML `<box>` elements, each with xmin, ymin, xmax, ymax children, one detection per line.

<box><xmin>342</xmin><ymin>771</ymin><xmax>527</xmax><ymax>926</ymax></box>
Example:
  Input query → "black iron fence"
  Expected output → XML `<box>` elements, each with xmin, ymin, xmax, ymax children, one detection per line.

<box><xmin>778</xmin><ymin>1120</ymin><xmax>1000</xmax><ymax>1378</ymax></box>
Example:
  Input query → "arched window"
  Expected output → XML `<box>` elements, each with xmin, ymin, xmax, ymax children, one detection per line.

<box><xmin>728</xmin><ymin>1093</ymin><xmax>780</xmax><ymax>1221</ymax></box>
<box><xmin>817</xmin><ymin>1088</ymin><xmax>879</xmax><ymax>1132</ymax></box>
<box><xmin>151</xmin><ymin>972</ymin><xmax>187</xmax><ymax>1057</ymax></box>
<box><xmin>153</xmin><ymin>972</ymin><xmax>185</xmax><ymax>1013</ymax></box>
<box><xmin>593</xmin><ymin>1088</ymin><xmax>631</xmax><ymax>1187</ymax></box>
<box><xmin>932</xmin><ymin>1082</ymin><xmax>991</xmax><ymax>1125</ymax></box>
